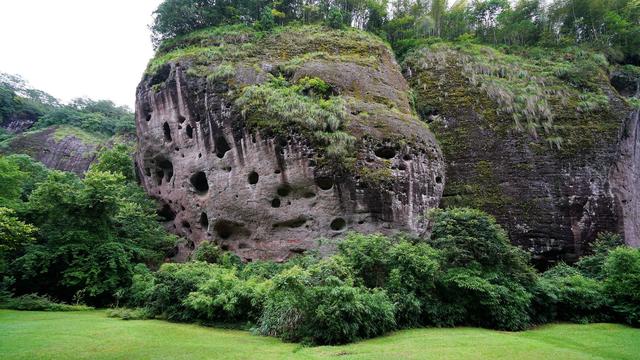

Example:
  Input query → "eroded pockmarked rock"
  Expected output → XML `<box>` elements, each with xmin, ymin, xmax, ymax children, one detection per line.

<box><xmin>135</xmin><ymin>26</ymin><xmax>444</xmax><ymax>261</ymax></box>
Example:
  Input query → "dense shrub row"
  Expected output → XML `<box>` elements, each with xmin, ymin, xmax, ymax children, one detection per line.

<box><xmin>119</xmin><ymin>208</ymin><xmax>640</xmax><ymax>345</ymax></box>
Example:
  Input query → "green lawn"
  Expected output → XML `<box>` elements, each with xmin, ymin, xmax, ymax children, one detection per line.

<box><xmin>1</xmin><ymin>310</ymin><xmax>639</xmax><ymax>359</ymax></box>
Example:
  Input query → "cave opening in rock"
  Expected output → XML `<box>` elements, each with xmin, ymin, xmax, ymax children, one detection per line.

<box><xmin>199</xmin><ymin>212</ymin><xmax>209</xmax><ymax>229</ymax></box>
<box><xmin>271</xmin><ymin>198</ymin><xmax>281</xmax><ymax>208</ymax></box>
<box><xmin>157</xmin><ymin>204</ymin><xmax>176</xmax><ymax>221</ymax></box>
<box><xmin>330</xmin><ymin>217</ymin><xmax>347</xmax><ymax>231</ymax></box>
<box><xmin>155</xmin><ymin>169</ymin><xmax>164</xmax><ymax>185</ymax></box>
<box><xmin>186</xmin><ymin>124</ymin><xmax>194</xmax><ymax>138</ymax></box>
<box><xmin>436</xmin><ymin>176</ymin><xmax>442</xmax><ymax>184</ymax></box>
<box><xmin>178</xmin><ymin>115</ymin><xmax>186</xmax><ymax>123</ymax></box>
<box><xmin>215</xmin><ymin>136</ymin><xmax>231</xmax><ymax>158</ymax></box>
<box><xmin>277</xmin><ymin>184</ymin><xmax>292</xmax><ymax>197</ymax></box>
<box><xmin>158</xmin><ymin>159</ymin><xmax>174</xmax><ymax>181</ymax></box>
<box><xmin>273</xmin><ymin>216</ymin><xmax>307</xmax><ymax>228</ymax></box>
<box><xmin>190</xmin><ymin>171</ymin><xmax>209</xmax><ymax>194</ymax></box>
<box><xmin>163</xmin><ymin>122</ymin><xmax>172</xmax><ymax>142</ymax></box>
<box><xmin>248</xmin><ymin>171</ymin><xmax>259</xmax><ymax>185</ymax></box>
<box><xmin>375</xmin><ymin>146</ymin><xmax>396</xmax><ymax>159</ymax></box>
<box><xmin>146</xmin><ymin>113</ymin><xmax>152</xmax><ymax>122</ymax></box>
<box><xmin>214</xmin><ymin>220</ymin><xmax>235</xmax><ymax>239</ymax></box>
<box><xmin>316</xmin><ymin>176</ymin><xmax>334</xmax><ymax>190</ymax></box>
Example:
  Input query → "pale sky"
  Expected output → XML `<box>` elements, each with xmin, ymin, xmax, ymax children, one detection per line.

<box><xmin>0</xmin><ymin>0</ymin><xmax>163</xmax><ymax>109</ymax></box>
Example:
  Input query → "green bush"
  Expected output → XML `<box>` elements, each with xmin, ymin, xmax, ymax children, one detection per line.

<box><xmin>604</xmin><ymin>247</ymin><xmax>640</xmax><ymax>326</ymax></box>
<box><xmin>427</xmin><ymin>208</ymin><xmax>537</xmax><ymax>330</ymax></box>
<box><xmin>0</xmin><ymin>294</ymin><xmax>93</xmax><ymax>311</ymax></box>
<box><xmin>533</xmin><ymin>263</ymin><xmax>608</xmax><ymax>324</ymax></box>
<box><xmin>258</xmin><ymin>259</ymin><xmax>395</xmax><ymax>345</ymax></box>
<box><xmin>184</xmin><ymin>266</ymin><xmax>269</xmax><ymax>323</ymax></box>
<box><xmin>140</xmin><ymin>262</ymin><xmax>221</xmax><ymax>321</ymax></box>
<box><xmin>576</xmin><ymin>232</ymin><xmax>624</xmax><ymax>280</ymax></box>
<box><xmin>338</xmin><ymin>233</ymin><xmax>441</xmax><ymax>328</ymax></box>
<box><xmin>106</xmin><ymin>307</ymin><xmax>154</xmax><ymax>320</ymax></box>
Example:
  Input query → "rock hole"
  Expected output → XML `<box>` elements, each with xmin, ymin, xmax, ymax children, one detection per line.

<box><xmin>303</xmin><ymin>191</ymin><xmax>316</xmax><ymax>198</ymax></box>
<box><xmin>158</xmin><ymin>159</ymin><xmax>174</xmax><ymax>181</ymax></box>
<box><xmin>214</xmin><ymin>220</ymin><xmax>243</xmax><ymax>240</ymax></box>
<box><xmin>144</xmin><ymin>168</ymin><xmax>151</xmax><ymax>177</ymax></box>
<box><xmin>157</xmin><ymin>204</ymin><xmax>176</xmax><ymax>221</ymax></box>
<box><xmin>330</xmin><ymin>218</ymin><xmax>347</xmax><ymax>231</ymax></box>
<box><xmin>186</xmin><ymin>124</ymin><xmax>194</xmax><ymax>139</ymax></box>
<box><xmin>175</xmin><ymin>147</ymin><xmax>180</xmax><ymax>152</ymax></box>
<box><xmin>274</xmin><ymin>169</ymin><xmax>281</xmax><ymax>174</ymax></box>
<box><xmin>178</xmin><ymin>115</ymin><xmax>186</xmax><ymax>123</ymax></box>
<box><xmin>308</xmin><ymin>159</ymin><xmax>317</xmax><ymax>167</ymax></box>
<box><xmin>199</xmin><ymin>212</ymin><xmax>209</xmax><ymax>228</ymax></box>
<box><xmin>182</xmin><ymin>221</ymin><xmax>191</xmax><ymax>228</ymax></box>
<box><xmin>316</xmin><ymin>176</ymin><xmax>334</xmax><ymax>190</ymax></box>
<box><xmin>436</xmin><ymin>176</ymin><xmax>442</xmax><ymax>184</ymax></box>
<box><xmin>271</xmin><ymin>198</ymin><xmax>281</xmax><ymax>208</ymax></box>
<box><xmin>146</xmin><ymin>113</ymin><xmax>152</xmax><ymax>122</ymax></box>
<box><xmin>221</xmin><ymin>245</ymin><xmax>229</xmax><ymax>251</ymax></box>
<box><xmin>398</xmin><ymin>163</ymin><xmax>407</xmax><ymax>171</ymax></box>
<box><xmin>190</xmin><ymin>171</ymin><xmax>209</xmax><ymax>194</ymax></box>
<box><xmin>277</xmin><ymin>184</ymin><xmax>292</xmax><ymax>197</ymax></box>
<box><xmin>155</xmin><ymin>169</ymin><xmax>164</xmax><ymax>185</ymax></box>
<box><xmin>187</xmin><ymin>240</ymin><xmax>195</xmax><ymax>250</ymax></box>
<box><xmin>273</xmin><ymin>216</ymin><xmax>307</xmax><ymax>228</ymax></box>
<box><xmin>248</xmin><ymin>171</ymin><xmax>259</xmax><ymax>185</ymax></box>
<box><xmin>198</xmin><ymin>153</ymin><xmax>202</xmax><ymax>158</ymax></box>
<box><xmin>375</xmin><ymin>146</ymin><xmax>396</xmax><ymax>159</ymax></box>
<box><xmin>215</xmin><ymin>136</ymin><xmax>231</xmax><ymax>158</ymax></box>
<box><xmin>163</xmin><ymin>122</ymin><xmax>172</xmax><ymax>142</ymax></box>
<box><xmin>403</xmin><ymin>154</ymin><xmax>412</xmax><ymax>161</ymax></box>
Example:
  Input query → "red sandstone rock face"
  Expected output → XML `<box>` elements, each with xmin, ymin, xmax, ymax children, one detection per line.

<box><xmin>135</xmin><ymin>28</ymin><xmax>444</xmax><ymax>262</ymax></box>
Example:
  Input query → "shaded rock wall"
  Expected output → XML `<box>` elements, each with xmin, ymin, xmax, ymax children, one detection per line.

<box><xmin>405</xmin><ymin>46</ymin><xmax>636</xmax><ymax>266</ymax></box>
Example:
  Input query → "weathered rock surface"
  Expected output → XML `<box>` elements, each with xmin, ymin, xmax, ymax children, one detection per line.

<box><xmin>1</xmin><ymin>126</ymin><xmax>105</xmax><ymax>175</ymax></box>
<box><xmin>135</xmin><ymin>27</ymin><xmax>444</xmax><ymax>261</ymax></box>
<box><xmin>0</xmin><ymin>112</ymin><xmax>38</xmax><ymax>133</ymax></box>
<box><xmin>404</xmin><ymin>45</ymin><xmax>638</xmax><ymax>266</ymax></box>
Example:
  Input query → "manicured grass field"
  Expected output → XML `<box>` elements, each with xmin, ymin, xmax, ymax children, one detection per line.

<box><xmin>1</xmin><ymin>310</ymin><xmax>639</xmax><ymax>359</ymax></box>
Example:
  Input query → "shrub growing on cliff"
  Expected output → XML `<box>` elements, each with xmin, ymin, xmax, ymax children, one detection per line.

<box><xmin>236</xmin><ymin>75</ymin><xmax>355</xmax><ymax>163</ymax></box>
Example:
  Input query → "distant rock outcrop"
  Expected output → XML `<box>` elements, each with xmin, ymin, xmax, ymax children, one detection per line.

<box><xmin>1</xmin><ymin>126</ymin><xmax>105</xmax><ymax>175</ymax></box>
<box><xmin>135</xmin><ymin>26</ymin><xmax>445</xmax><ymax>261</ymax></box>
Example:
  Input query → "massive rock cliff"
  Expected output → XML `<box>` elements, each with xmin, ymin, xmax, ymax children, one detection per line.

<box><xmin>404</xmin><ymin>44</ymin><xmax>638</xmax><ymax>265</ymax></box>
<box><xmin>135</xmin><ymin>26</ymin><xmax>445</xmax><ymax>261</ymax></box>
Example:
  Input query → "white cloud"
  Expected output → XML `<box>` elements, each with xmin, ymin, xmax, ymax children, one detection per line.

<box><xmin>0</xmin><ymin>0</ymin><xmax>163</xmax><ymax>108</ymax></box>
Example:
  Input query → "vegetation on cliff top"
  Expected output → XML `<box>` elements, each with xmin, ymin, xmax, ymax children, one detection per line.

<box><xmin>403</xmin><ymin>41</ymin><xmax>624</xmax><ymax>154</ymax></box>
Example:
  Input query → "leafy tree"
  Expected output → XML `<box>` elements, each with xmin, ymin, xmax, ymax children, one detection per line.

<box><xmin>90</xmin><ymin>144</ymin><xmax>136</xmax><ymax>181</ymax></box>
<box><xmin>427</xmin><ymin>208</ymin><xmax>537</xmax><ymax>330</ymax></box>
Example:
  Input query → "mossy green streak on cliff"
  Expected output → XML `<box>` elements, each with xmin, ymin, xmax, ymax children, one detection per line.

<box><xmin>404</xmin><ymin>42</ymin><xmax>626</xmax><ymax>159</ymax></box>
